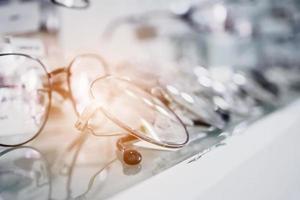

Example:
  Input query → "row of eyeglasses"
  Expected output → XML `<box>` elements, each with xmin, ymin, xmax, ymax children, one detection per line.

<box><xmin>1</xmin><ymin>0</ymin><xmax>300</xmax><ymax>166</ymax></box>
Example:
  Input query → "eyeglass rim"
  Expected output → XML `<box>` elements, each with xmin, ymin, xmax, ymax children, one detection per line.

<box><xmin>51</xmin><ymin>0</ymin><xmax>90</xmax><ymax>9</ymax></box>
<box><xmin>89</xmin><ymin>75</ymin><xmax>189</xmax><ymax>148</ymax></box>
<box><xmin>0</xmin><ymin>53</ymin><xmax>52</xmax><ymax>147</ymax></box>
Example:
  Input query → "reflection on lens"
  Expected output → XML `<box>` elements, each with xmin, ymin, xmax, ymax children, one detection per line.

<box><xmin>51</xmin><ymin>0</ymin><xmax>89</xmax><ymax>9</ymax></box>
<box><xmin>0</xmin><ymin>147</ymin><xmax>50</xmax><ymax>200</ymax></box>
<box><xmin>69</xmin><ymin>55</ymin><xmax>108</xmax><ymax>115</ymax></box>
<box><xmin>0</xmin><ymin>54</ymin><xmax>50</xmax><ymax>146</ymax></box>
<box><xmin>90</xmin><ymin>76</ymin><xmax>188</xmax><ymax>148</ymax></box>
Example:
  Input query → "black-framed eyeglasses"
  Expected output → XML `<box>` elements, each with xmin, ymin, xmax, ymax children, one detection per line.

<box><xmin>0</xmin><ymin>53</ymin><xmax>108</xmax><ymax>147</ymax></box>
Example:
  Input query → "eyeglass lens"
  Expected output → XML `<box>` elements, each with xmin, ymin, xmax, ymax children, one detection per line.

<box><xmin>0</xmin><ymin>55</ymin><xmax>50</xmax><ymax>146</ymax></box>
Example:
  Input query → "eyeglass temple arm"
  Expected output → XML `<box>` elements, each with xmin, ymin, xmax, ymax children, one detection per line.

<box><xmin>75</xmin><ymin>100</ymin><xmax>101</xmax><ymax>131</ymax></box>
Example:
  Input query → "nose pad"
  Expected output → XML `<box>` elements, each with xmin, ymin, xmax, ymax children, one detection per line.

<box><xmin>123</xmin><ymin>149</ymin><xmax>142</xmax><ymax>165</ymax></box>
<box><xmin>116</xmin><ymin>135</ymin><xmax>142</xmax><ymax>166</ymax></box>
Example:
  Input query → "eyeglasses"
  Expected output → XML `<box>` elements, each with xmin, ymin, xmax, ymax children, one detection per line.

<box><xmin>75</xmin><ymin>75</ymin><xmax>189</xmax><ymax>165</ymax></box>
<box><xmin>0</xmin><ymin>53</ymin><xmax>108</xmax><ymax>147</ymax></box>
<box><xmin>51</xmin><ymin>0</ymin><xmax>90</xmax><ymax>9</ymax></box>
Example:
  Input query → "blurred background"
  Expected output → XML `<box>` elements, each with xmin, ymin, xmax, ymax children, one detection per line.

<box><xmin>0</xmin><ymin>0</ymin><xmax>192</xmax><ymax>61</ymax></box>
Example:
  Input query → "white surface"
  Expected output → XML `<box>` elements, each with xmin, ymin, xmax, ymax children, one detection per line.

<box><xmin>111</xmin><ymin>99</ymin><xmax>300</xmax><ymax>200</ymax></box>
